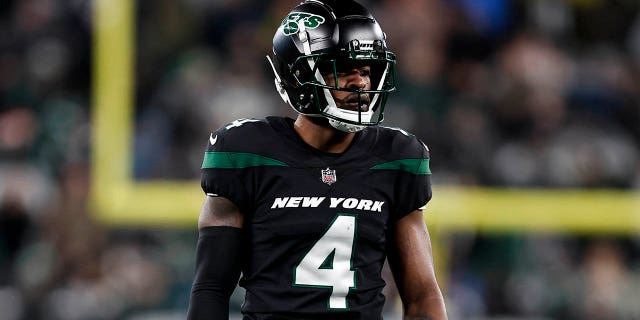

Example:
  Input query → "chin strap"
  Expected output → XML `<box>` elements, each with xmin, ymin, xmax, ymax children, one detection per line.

<box><xmin>328</xmin><ymin>118</ymin><xmax>365</xmax><ymax>133</ymax></box>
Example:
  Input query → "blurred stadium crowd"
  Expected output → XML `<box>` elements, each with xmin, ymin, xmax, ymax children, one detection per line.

<box><xmin>1</xmin><ymin>0</ymin><xmax>640</xmax><ymax>319</ymax></box>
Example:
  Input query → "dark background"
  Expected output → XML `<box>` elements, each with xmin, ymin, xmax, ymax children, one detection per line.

<box><xmin>1</xmin><ymin>0</ymin><xmax>640</xmax><ymax>319</ymax></box>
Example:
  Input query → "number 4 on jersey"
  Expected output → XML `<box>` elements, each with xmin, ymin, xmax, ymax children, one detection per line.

<box><xmin>294</xmin><ymin>214</ymin><xmax>357</xmax><ymax>309</ymax></box>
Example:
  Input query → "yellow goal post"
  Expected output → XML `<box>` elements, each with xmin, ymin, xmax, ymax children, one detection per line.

<box><xmin>91</xmin><ymin>0</ymin><xmax>640</xmax><ymax>234</ymax></box>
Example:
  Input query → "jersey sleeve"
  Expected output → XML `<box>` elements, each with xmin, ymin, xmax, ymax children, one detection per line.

<box><xmin>387</xmin><ymin>134</ymin><xmax>433</xmax><ymax>222</ymax></box>
<box><xmin>200</xmin><ymin>125</ymin><xmax>252</xmax><ymax>214</ymax></box>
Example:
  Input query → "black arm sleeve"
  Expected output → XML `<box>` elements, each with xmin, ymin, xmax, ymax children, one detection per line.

<box><xmin>187</xmin><ymin>226</ymin><xmax>243</xmax><ymax>320</ymax></box>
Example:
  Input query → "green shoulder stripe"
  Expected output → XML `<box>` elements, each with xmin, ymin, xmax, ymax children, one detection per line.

<box><xmin>202</xmin><ymin>151</ymin><xmax>288</xmax><ymax>169</ymax></box>
<box><xmin>370</xmin><ymin>158</ymin><xmax>431</xmax><ymax>175</ymax></box>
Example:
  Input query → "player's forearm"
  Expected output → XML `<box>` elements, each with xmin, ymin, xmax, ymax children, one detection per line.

<box><xmin>187</xmin><ymin>290</ymin><xmax>231</xmax><ymax>319</ymax></box>
<box><xmin>403</xmin><ymin>293</ymin><xmax>448</xmax><ymax>320</ymax></box>
<box><xmin>187</xmin><ymin>226</ymin><xmax>243</xmax><ymax>320</ymax></box>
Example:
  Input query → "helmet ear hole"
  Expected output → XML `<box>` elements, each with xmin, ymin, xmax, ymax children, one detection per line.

<box><xmin>294</xmin><ymin>86</ymin><xmax>318</xmax><ymax>111</ymax></box>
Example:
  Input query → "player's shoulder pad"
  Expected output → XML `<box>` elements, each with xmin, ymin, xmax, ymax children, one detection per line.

<box><xmin>205</xmin><ymin>118</ymin><xmax>271</xmax><ymax>153</ymax></box>
<box><xmin>375</xmin><ymin>125</ymin><xmax>430</xmax><ymax>160</ymax></box>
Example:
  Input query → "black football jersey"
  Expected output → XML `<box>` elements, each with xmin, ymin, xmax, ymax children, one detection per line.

<box><xmin>201</xmin><ymin>116</ymin><xmax>432</xmax><ymax>320</ymax></box>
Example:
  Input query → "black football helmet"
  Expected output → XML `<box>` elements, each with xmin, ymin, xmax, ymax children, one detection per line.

<box><xmin>267</xmin><ymin>0</ymin><xmax>397</xmax><ymax>132</ymax></box>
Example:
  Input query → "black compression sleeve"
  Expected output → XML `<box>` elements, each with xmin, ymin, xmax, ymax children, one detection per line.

<box><xmin>187</xmin><ymin>226</ymin><xmax>243</xmax><ymax>320</ymax></box>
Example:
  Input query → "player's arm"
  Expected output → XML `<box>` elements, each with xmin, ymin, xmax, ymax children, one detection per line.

<box><xmin>187</xmin><ymin>195</ymin><xmax>244</xmax><ymax>320</ymax></box>
<box><xmin>388</xmin><ymin>209</ymin><xmax>448</xmax><ymax>320</ymax></box>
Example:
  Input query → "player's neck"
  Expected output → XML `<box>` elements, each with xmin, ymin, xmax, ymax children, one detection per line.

<box><xmin>293</xmin><ymin>115</ymin><xmax>355</xmax><ymax>154</ymax></box>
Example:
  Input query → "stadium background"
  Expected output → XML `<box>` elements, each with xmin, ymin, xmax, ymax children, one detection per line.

<box><xmin>1</xmin><ymin>0</ymin><xmax>640</xmax><ymax>319</ymax></box>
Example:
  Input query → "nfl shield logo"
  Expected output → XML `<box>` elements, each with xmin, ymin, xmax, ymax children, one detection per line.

<box><xmin>321</xmin><ymin>167</ymin><xmax>337</xmax><ymax>185</ymax></box>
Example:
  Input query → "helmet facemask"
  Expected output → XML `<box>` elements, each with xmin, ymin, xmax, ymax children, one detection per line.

<box><xmin>289</xmin><ymin>39</ymin><xmax>397</xmax><ymax>132</ymax></box>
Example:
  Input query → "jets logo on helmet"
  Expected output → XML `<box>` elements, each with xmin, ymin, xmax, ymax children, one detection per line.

<box><xmin>281</xmin><ymin>12</ymin><xmax>326</xmax><ymax>36</ymax></box>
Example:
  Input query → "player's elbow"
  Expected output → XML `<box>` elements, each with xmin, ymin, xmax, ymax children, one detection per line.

<box><xmin>402</xmin><ymin>287</ymin><xmax>448</xmax><ymax>320</ymax></box>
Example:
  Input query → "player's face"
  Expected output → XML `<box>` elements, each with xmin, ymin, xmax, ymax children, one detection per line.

<box><xmin>322</xmin><ymin>64</ymin><xmax>372</xmax><ymax>112</ymax></box>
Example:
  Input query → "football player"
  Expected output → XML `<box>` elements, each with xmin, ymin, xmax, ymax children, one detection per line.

<box><xmin>188</xmin><ymin>1</ymin><xmax>448</xmax><ymax>319</ymax></box>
